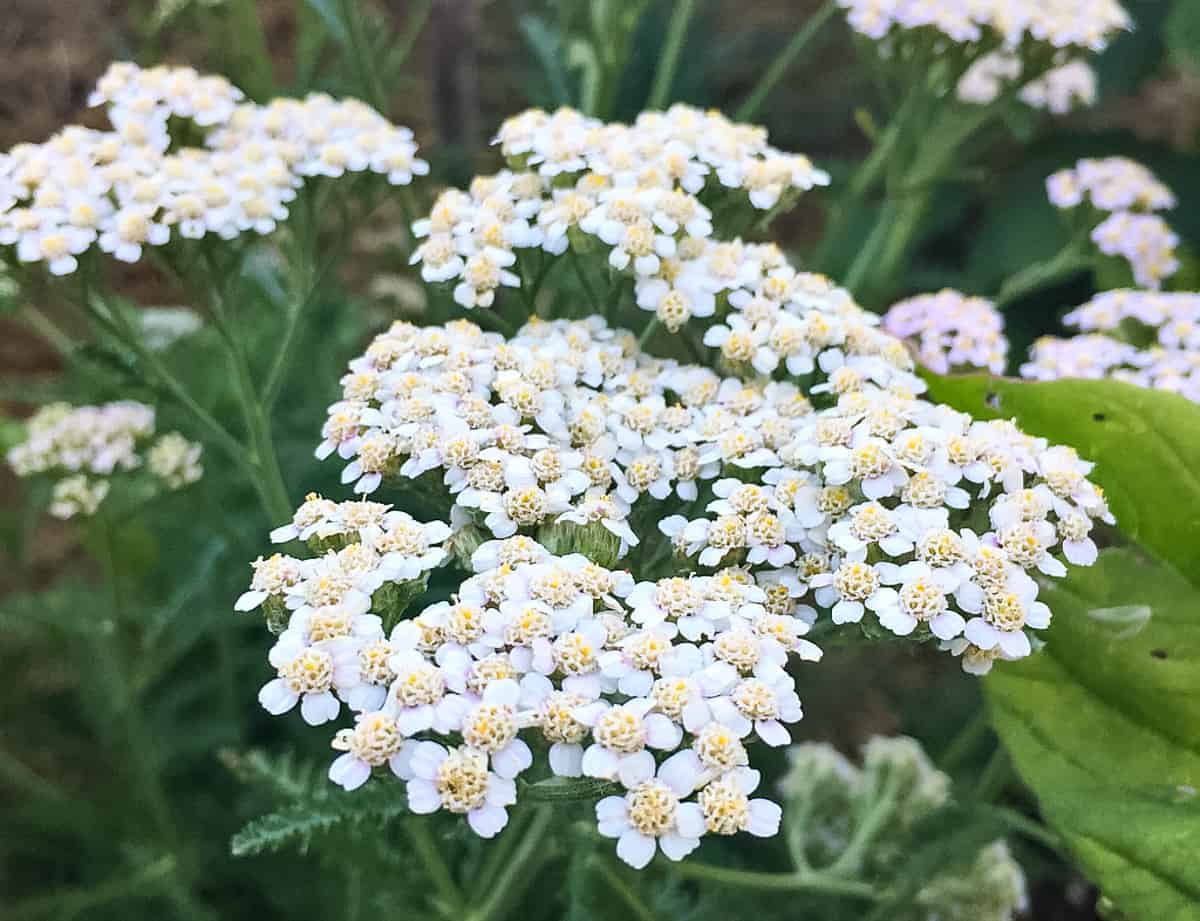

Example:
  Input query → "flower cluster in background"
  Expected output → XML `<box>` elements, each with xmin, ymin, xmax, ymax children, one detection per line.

<box><xmin>0</xmin><ymin>62</ymin><xmax>426</xmax><ymax>275</ymax></box>
<box><xmin>882</xmin><ymin>289</ymin><xmax>1008</xmax><ymax>374</ymax></box>
<box><xmin>837</xmin><ymin>0</ymin><xmax>1130</xmax><ymax>51</ymax></box>
<box><xmin>1047</xmin><ymin>157</ymin><xmax>1179</xmax><ymax>289</ymax></box>
<box><xmin>411</xmin><ymin>105</ymin><xmax>829</xmax><ymax>315</ymax></box>
<box><xmin>7</xmin><ymin>401</ymin><xmax>203</xmax><ymax>518</ymax></box>
<box><xmin>957</xmin><ymin>53</ymin><xmax>1097</xmax><ymax>115</ymax></box>
<box><xmin>1022</xmin><ymin>290</ymin><xmax>1200</xmax><ymax>401</ymax></box>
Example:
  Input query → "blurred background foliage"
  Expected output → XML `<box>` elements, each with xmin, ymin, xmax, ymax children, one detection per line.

<box><xmin>2</xmin><ymin>1</ymin><xmax>1200</xmax><ymax>919</ymax></box>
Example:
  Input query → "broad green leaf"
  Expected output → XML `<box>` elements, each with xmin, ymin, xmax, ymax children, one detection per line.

<box><xmin>923</xmin><ymin>375</ymin><xmax>1200</xmax><ymax>585</ymax></box>
<box><xmin>987</xmin><ymin>549</ymin><xmax>1200</xmax><ymax>920</ymax></box>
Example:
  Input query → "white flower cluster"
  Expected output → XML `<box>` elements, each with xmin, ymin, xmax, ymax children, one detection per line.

<box><xmin>882</xmin><ymin>289</ymin><xmax>1008</xmax><ymax>374</ymax></box>
<box><xmin>0</xmin><ymin>62</ymin><xmax>426</xmax><ymax>275</ymax></box>
<box><xmin>240</xmin><ymin>105</ymin><xmax>1115</xmax><ymax>869</ymax></box>
<box><xmin>1046</xmin><ymin>157</ymin><xmax>1176</xmax><ymax>212</ymax></box>
<box><xmin>838</xmin><ymin>0</ymin><xmax>1130</xmax><ymax>51</ymax></box>
<box><xmin>1090</xmin><ymin>212</ymin><xmax>1179</xmax><ymax>290</ymax></box>
<box><xmin>410</xmin><ymin>105</ymin><xmax>829</xmax><ymax>313</ymax></box>
<box><xmin>1021</xmin><ymin>290</ymin><xmax>1200</xmax><ymax>401</ymax></box>
<box><xmin>1046</xmin><ymin>158</ymin><xmax>1179</xmax><ymax>289</ymax></box>
<box><xmin>957</xmin><ymin>53</ymin><xmax>1097</xmax><ymax>115</ymax></box>
<box><xmin>7</xmin><ymin>401</ymin><xmax>203</xmax><ymax>518</ymax></box>
<box><xmin>241</xmin><ymin>499</ymin><xmax>811</xmax><ymax>859</ymax></box>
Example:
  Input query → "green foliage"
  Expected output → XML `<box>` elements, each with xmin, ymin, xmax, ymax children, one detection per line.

<box><xmin>230</xmin><ymin>779</ymin><xmax>409</xmax><ymax>857</ymax></box>
<box><xmin>1166</xmin><ymin>0</ymin><xmax>1200</xmax><ymax>75</ymax></box>
<box><xmin>986</xmin><ymin>549</ymin><xmax>1200</xmax><ymax>921</ymax></box>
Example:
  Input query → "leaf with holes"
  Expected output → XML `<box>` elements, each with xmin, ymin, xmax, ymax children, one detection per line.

<box><xmin>922</xmin><ymin>375</ymin><xmax>1200</xmax><ymax>586</ymax></box>
<box><xmin>986</xmin><ymin>549</ymin><xmax>1200</xmax><ymax>920</ymax></box>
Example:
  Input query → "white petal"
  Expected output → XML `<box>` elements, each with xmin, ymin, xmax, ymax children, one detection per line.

<box><xmin>549</xmin><ymin>742</ymin><xmax>584</xmax><ymax>777</ymax></box>
<box><xmin>747</xmin><ymin>799</ymin><xmax>782</xmax><ymax>837</ymax></box>
<box><xmin>617</xmin><ymin>750</ymin><xmax>657</xmax><ymax>788</ymax></box>
<box><xmin>329</xmin><ymin>754</ymin><xmax>372</xmax><ymax>791</ymax></box>
<box><xmin>658</xmin><ymin>832</ymin><xmax>700</xmax><ymax>861</ymax></box>
<box><xmin>658</xmin><ymin>749</ymin><xmax>703</xmax><ymax>797</ymax></box>
<box><xmin>468</xmin><ymin>804</ymin><xmax>509</xmax><ymax>838</ymax></box>
<box><xmin>616</xmin><ymin>830</ymin><xmax>657</xmax><ymax>869</ymax></box>
<box><xmin>491</xmin><ymin>740</ymin><xmax>533</xmax><ymax>779</ymax></box>
<box><xmin>407</xmin><ymin>778</ymin><xmax>441</xmax><ymax>814</ymax></box>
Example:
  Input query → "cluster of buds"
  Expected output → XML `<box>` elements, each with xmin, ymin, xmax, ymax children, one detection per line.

<box><xmin>782</xmin><ymin>738</ymin><xmax>1028</xmax><ymax>920</ymax></box>
<box><xmin>1022</xmin><ymin>290</ymin><xmax>1200</xmax><ymax>402</ymax></box>
<box><xmin>410</xmin><ymin>105</ymin><xmax>829</xmax><ymax>316</ymax></box>
<box><xmin>7</xmin><ymin>401</ymin><xmax>202</xmax><ymax>518</ymax></box>
<box><xmin>1047</xmin><ymin>157</ymin><xmax>1179</xmax><ymax>289</ymax></box>
<box><xmin>882</xmin><ymin>289</ymin><xmax>1008</xmax><ymax>374</ymax></box>
<box><xmin>0</xmin><ymin>62</ymin><xmax>425</xmax><ymax>275</ymax></box>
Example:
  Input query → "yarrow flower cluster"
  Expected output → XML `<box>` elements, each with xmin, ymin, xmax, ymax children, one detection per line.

<box><xmin>837</xmin><ymin>0</ymin><xmax>1130</xmax><ymax>51</ymax></box>
<box><xmin>958</xmin><ymin>53</ymin><xmax>1097</xmax><ymax>115</ymax></box>
<box><xmin>0</xmin><ymin>62</ymin><xmax>426</xmax><ymax>275</ymax></box>
<box><xmin>238</xmin><ymin>104</ymin><xmax>1114</xmax><ymax>868</ymax></box>
<box><xmin>1022</xmin><ymin>290</ymin><xmax>1200</xmax><ymax>401</ymax></box>
<box><xmin>7</xmin><ymin>401</ymin><xmax>203</xmax><ymax>518</ymax></box>
<box><xmin>882</xmin><ymin>289</ymin><xmax>1008</xmax><ymax>374</ymax></box>
<box><xmin>411</xmin><ymin>105</ymin><xmax>829</xmax><ymax>315</ymax></box>
<box><xmin>1046</xmin><ymin>157</ymin><xmax>1179</xmax><ymax>289</ymax></box>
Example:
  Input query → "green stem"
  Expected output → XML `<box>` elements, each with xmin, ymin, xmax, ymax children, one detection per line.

<box><xmin>226</xmin><ymin>0</ymin><xmax>275</xmax><ymax>99</ymax></box>
<box><xmin>868</xmin><ymin>191</ymin><xmax>929</xmax><ymax>301</ymax></box>
<box><xmin>647</xmin><ymin>0</ymin><xmax>697</xmax><ymax>110</ymax></box>
<box><xmin>470</xmin><ymin>806</ymin><xmax>531</xmax><ymax>901</ymax></box>
<box><xmin>592</xmin><ymin>856</ymin><xmax>657</xmax><ymax>921</ymax></box>
<box><xmin>340</xmin><ymin>0</ymin><xmax>386</xmax><ymax>111</ymax></box>
<box><xmin>468</xmin><ymin>806</ymin><xmax>555</xmax><ymax>921</ymax></box>
<box><xmin>405</xmin><ymin>820</ymin><xmax>464</xmax><ymax>916</ymax></box>
<box><xmin>97</xmin><ymin>294</ymin><xmax>246</xmax><ymax>463</ymax></box>
<box><xmin>995</xmin><ymin>241</ymin><xmax>1091</xmax><ymax>307</ymax></box>
<box><xmin>974</xmin><ymin>746</ymin><xmax>1013</xmax><ymax>802</ymax></box>
<box><xmin>841</xmin><ymin>201</ymin><xmax>896</xmax><ymax>297</ymax></box>
<box><xmin>827</xmin><ymin>772</ymin><xmax>901</xmax><ymax>877</ymax></box>
<box><xmin>95</xmin><ymin>513</ymin><xmax>179</xmax><ymax>854</ymax></box>
<box><xmin>202</xmin><ymin>251</ymin><xmax>293</xmax><ymax>523</ymax></box>
<box><xmin>637</xmin><ymin>317</ymin><xmax>661</xmax><ymax>350</ymax></box>
<box><xmin>736</xmin><ymin>0</ymin><xmax>838</xmax><ymax>121</ymax></box>
<box><xmin>987</xmin><ymin>805</ymin><xmax>1061</xmax><ymax>852</ymax></box>
<box><xmin>938</xmin><ymin>711</ymin><xmax>989</xmax><ymax>772</ymax></box>
<box><xmin>669</xmin><ymin>862</ymin><xmax>879</xmax><ymax>900</ymax></box>
<box><xmin>18</xmin><ymin>306</ymin><xmax>75</xmax><ymax>357</ymax></box>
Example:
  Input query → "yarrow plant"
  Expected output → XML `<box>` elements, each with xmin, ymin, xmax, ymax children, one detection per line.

<box><xmin>0</xmin><ymin>62</ymin><xmax>427</xmax><ymax>275</ymax></box>
<box><xmin>1045</xmin><ymin>157</ymin><xmax>1180</xmax><ymax>289</ymax></box>
<box><xmin>6</xmin><ymin>0</ymin><xmax>1197</xmax><ymax>916</ymax></box>
<box><xmin>236</xmin><ymin>102</ymin><xmax>1114</xmax><ymax>867</ymax></box>
<box><xmin>7</xmin><ymin>401</ymin><xmax>202</xmax><ymax>518</ymax></box>
<box><xmin>820</xmin><ymin>0</ymin><xmax>1132</xmax><ymax>302</ymax></box>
